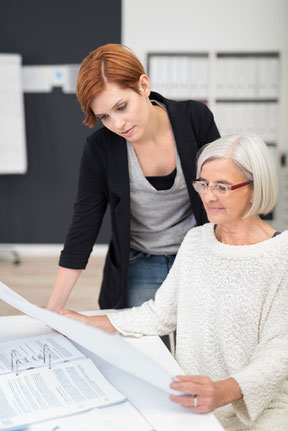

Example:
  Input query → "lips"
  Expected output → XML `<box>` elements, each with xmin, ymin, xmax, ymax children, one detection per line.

<box><xmin>206</xmin><ymin>206</ymin><xmax>224</xmax><ymax>213</ymax></box>
<box><xmin>121</xmin><ymin>126</ymin><xmax>135</xmax><ymax>137</ymax></box>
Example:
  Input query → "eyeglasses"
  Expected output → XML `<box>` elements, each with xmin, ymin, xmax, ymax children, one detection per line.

<box><xmin>192</xmin><ymin>180</ymin><xmax>252</xmax><ymax>196</ymax></box>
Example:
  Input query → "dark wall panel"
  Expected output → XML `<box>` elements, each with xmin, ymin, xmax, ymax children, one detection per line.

<box><xmin>0</xmin><ymin>0</ymin><xmax>121</xmax><ymax>65</ymax></box>
<box><xmin>0</xmin><ymin>0</ymin><xmax>120</xmax><ymax>243</ymax></box>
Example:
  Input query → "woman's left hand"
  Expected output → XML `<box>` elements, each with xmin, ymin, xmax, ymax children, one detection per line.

<box><xmin>170</xmin><ymin>375</ymin><xmax>242</xmax><ymax>413</ymax></box>
<box><xmin>170</xmin><ymin>375</ymin><xmax>222</xmax><ymax>413</ymax></box>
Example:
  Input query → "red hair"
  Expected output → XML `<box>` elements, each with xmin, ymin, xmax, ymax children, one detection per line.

<box><xmin>76</xmin><ymin>44</ymin><xmax>145</xmax><ymax>127</ymax></box>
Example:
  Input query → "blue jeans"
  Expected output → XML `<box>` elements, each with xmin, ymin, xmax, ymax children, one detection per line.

<box><xmin>127</xmin><ymin>249</ymin><xmax>176</xmax><ymax>308</ymax></box>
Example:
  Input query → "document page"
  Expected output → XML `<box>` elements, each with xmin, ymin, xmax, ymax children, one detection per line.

<box><xmin>0</xmin><ymin>333</ymin><xmax>85</xmax><ymax>375</ymax></box>
<box><xmin>0</xmin><ymin>358</ymin><xmax>125</xmax><ymax>428</ymax></box>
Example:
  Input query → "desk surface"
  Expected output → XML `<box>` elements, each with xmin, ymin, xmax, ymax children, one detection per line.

<box><xmin>0</xmin><ymin>314</ymin><xmax>224</xmax><ymax>431</ymax></box>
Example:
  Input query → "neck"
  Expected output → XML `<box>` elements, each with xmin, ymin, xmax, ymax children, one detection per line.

<box><xmin>137</xmin><ymin>101</ymin><xmax>169</xmax><ymax>145</ymax></box>
<box><xmin>215</xmin><ymin>216</ymin><xmax>276</xmax><ymax>245</ymax></box>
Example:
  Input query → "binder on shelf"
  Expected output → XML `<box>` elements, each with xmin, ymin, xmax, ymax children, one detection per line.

<box><xmin>214</xmin><ymin>101</ymin><xmax>278</xmax><ymax>143</ymax></box>
<box><xmin>147</xmin><ymin>52</ymin><xmax>209</xmax><ymax>100</ymax></box>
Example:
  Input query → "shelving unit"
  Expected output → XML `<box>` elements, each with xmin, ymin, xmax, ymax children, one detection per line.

<box><xmin>147</xmin><ymin>53</ymin><xmax>209</xmax><ymax>102</ymax></box>
<box><xmin>147</xmin><ymin>51</ymin><xmax>280</xmax><ymax>141</ymax></box>
<box><xmin>212</xmin><ymin>52</ymin><xmax>279</xmax><ymax>145</ymax></box>
<box><xmin>147</xmin><ymin>51</ymin><xmax>282</xmax><ymax>225</ymax></box>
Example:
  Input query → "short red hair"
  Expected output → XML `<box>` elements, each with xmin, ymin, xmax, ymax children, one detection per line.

<box><xmin>76</xmin><ymin>44</ymin><xmax>145</xmax><ymax>128</ymax></box>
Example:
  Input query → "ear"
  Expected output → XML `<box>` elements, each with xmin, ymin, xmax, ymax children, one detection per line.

<box><xmin>138</xmin><ymin>74</ymin><xmax>151</xmax><ymax>97</ymax></box>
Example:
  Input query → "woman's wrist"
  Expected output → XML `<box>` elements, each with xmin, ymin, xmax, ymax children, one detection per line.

<box><xmin>215</xmin><ymin>377</ymin><xmax>243</xmax><ymax>407</ymax></box>
<box><xmin>88</xmin><ymin>315</ymin><xmax>118</xmax><ymax>333</ymax></box>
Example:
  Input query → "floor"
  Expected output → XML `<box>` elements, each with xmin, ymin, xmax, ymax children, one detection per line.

<box><xmin>0</xmin><ymin>255</ymin><xmax>105</xmax><ymax>316</ymax></box>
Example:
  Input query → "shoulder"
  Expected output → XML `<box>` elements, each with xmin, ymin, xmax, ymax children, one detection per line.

<box><xmin>85</xmin><ymin>127</ymin><xmax>113</xmax><ymax>151</ymax></box>
<box><xmin>272</xmin><ymin>230</ymin><xmax>288</xmax><ymax>257</ymax></box>
<box><xmin>150</xmin><ymin>92</ymin><xmax>218</xmax><ymax>146</ymax></box>
<box><xmin>180</xmin><ymin>223</ymin><xmax>212</xmax><ymax>250</ymax></box>
<box><xmin>83</xmin><ymin>127</ymin><xmax>122</xmax><ymax>159</ymax></box>
<box><xmin>173</xmin><ymin>224</ymin><xmax>212</xmax><ymax>265</ymax></box>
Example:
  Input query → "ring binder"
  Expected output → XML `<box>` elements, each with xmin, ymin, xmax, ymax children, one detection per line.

<box><xmin>11</xmin><ymin>349</ymin><xmax>19</xmax><ymax>376</ymax></box>
<box><xmin>43</xmin><ymin>343</ymin><xmax>52</xmax><ymax>369</ymax></box>
<box><xmin>10</xmin><ymin>344</ymin><xmax>52</xmax><ymax>375</ymax></box>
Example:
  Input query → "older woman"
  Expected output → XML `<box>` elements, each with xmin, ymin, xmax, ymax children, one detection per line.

<box><xmin>60</xmin><ymin>135</ymin><xmax>288</xmax><ymax>431</ymax></box>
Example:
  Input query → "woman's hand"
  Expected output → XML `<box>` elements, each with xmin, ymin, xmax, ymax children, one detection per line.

<box><xmin>169</xmin><ymin>375</ymin><xmax>242</xmax><ymax>413</ymax></box>
<box><xmin>57</xmin><ymin>309</ymin><xmax>118</xmax><ymax>334</ymax></box>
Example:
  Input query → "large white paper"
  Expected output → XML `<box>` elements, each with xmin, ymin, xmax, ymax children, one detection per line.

<box><xmin>28</xmin><ymin>402</ymin><xmax>153</xmax><ymax>431</ymax></box>
<box><xmin>0</xmin><ymin>281</ymin><xmax>174</xmax><ymax>393</ymax></box>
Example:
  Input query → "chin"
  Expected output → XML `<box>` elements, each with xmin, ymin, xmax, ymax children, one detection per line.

<box><xmin>206</xmin><ymin>213</ymin><xmax>225</xmax><ymax>225</ymax></box>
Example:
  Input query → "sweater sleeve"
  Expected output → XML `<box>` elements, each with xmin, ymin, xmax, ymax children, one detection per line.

<box><xmin>230</xmin><ymin>278</ymin><xmax>288</xmax><ymax>425</ymax></box>
<box><xmin>108</xmin><ymin>231</ymin><xmax>191</xmax><ymax>337</ymax></box>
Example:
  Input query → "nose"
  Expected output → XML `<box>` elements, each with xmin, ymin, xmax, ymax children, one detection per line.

<box><xmin>113</xmin><ymin>116</ymin><xmax>126</xmax><ymax>131</ymax></box>
<box><xmin>202</xmin><ymin>186</ymin><xmax>218</xmax><ymax>203</ymax></box>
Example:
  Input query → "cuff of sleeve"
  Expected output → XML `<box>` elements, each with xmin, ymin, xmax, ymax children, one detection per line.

<box><xmin>59</xmin><ymin>251</ymin><xmax>88</xmax><ymax>269</ymax></box>
<box><xmin>107</xmin><ymin>312</ymin><xmax>143</xmax><ymax>338</ymax></box>
<box><xmin>230</xmin><ymin>372</ymin><xmax>269</xmax><ymax>426</ymax></box>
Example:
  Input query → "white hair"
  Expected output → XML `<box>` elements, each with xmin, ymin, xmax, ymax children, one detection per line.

<box><xmin>196</xmin><ymin>135</ymin><xmax>278</xmax><ymax>217</ymax></box>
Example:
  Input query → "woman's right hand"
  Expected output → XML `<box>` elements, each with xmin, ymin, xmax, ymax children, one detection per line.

<box><xmin>57</xmin><ymin>309</ymin><xmax>118</xmax><ymax>334</ymax></box>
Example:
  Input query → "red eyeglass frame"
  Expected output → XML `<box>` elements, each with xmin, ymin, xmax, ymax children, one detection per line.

<box><xmin>194</xmin><ymin>180</ymin><xmax>252</xmax><ymax>191</ymax></box>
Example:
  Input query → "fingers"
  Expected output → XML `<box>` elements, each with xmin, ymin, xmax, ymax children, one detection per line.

<box><xmin>57</xmin><ymin>309</ymin><xmax>88</xmax><ymax>324</ymax></box>
<box><xmin>58</xmin><ymin>309</ymin><xmax>79</xmax><ymax>317</ymax></box>
<box><xmin>51</xmin><ymin>311</ymin><xmax>117</xmax><ymax>333</ymax></box>
<box><xmin>174</xmin><ymin>375</ymin><xmax>212</xmax><ymax>384</ymax></box>
<box><xmin>169</xmin><ymin>375</ymin><xmax>217</xmax><ymax>413</ymax></box>
<box><xmin>169</xmin><ymin>394</ymin><xmax>206</xmax><ymax>413</ymax></box>
<box><xmin>170</xmin><ymin>377</ymin><xmax>204</xmax><ymax>395</ymax></box>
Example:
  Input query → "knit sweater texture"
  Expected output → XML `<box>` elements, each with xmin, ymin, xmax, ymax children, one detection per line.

<box><xmin>109</xmin><ymin>223</ymin><xmax>288</xmax><ymax>431</ymax></box>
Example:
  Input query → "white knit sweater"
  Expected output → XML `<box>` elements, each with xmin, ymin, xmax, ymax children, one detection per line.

<box><xmin>108</xmin><ymin>223</ymin><xmax>288</xmax><ymax>431</ymax></box>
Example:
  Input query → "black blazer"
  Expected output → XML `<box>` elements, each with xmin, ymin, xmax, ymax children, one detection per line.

<box><xmin>60</xmin><ymin>92</ymin><xmax>220</xmax><ymax>309</ymax></box>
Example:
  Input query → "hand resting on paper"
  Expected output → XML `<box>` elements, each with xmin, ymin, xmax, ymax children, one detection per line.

<box><xmin>57</xmin><ymin>309</ymin><xmax>118</xmax><ymax>334</ymax></box>
<box><xmin>169</xmin><ymin>375</ymin><xmax>242</xmax><ymax>414</ymax></box>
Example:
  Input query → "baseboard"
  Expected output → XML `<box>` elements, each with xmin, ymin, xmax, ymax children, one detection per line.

<box><xmin>0</xmin><ymin>244</ymin><xmax>108</xmax><ymax>257</ymax></box>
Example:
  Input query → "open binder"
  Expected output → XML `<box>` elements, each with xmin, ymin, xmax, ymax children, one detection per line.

<box><xmin>10</xmin><ymin>342</ymin><xmax>51</xmax><ymax>375</ymax></box>
<box><xmin>0</xmin><ymin>332</ymin><xmax>126</xmax><ymax>429</ymax></box>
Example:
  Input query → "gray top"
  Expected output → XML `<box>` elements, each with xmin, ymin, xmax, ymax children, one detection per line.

<box><xmin>127</xmin><ymin>115</ymin><xmax>196</xmax><ymax>254</ymax></box>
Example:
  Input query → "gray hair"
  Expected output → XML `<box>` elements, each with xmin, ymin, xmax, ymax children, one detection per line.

<box><xmin>196</xmin><ymin>135</ymin><xmax>278</xmax><ymax>217</ymax></box>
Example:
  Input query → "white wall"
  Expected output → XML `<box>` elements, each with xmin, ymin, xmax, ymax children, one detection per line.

<box><xmin>123</xmin><ymin>0</ymin><xmax>287</xmax><ymax>59</ymax></box>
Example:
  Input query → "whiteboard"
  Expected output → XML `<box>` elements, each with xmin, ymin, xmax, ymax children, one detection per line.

<box><xmin>0</xmin><ymin>53</ymin><xmax>27</xmax><ymax>174</ymax></box>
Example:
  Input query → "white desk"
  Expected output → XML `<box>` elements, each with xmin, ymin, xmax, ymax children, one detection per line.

<box><xmin>0</xmin><ymin>314</ymin><xmax>224</xmax><ymax>431</ymax></box>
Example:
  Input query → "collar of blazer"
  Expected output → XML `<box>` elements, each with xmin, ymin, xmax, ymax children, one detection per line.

<box><xmin>109</xmin><ymin>92</ymin><xmax>199</xmax><ymax>199</ymax></box>
<box><xmin>150</xmin><ymin>92</ymin><xmax>199</xmax><ymax>193</ymax></box>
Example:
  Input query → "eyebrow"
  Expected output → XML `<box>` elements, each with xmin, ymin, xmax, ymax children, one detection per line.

<box><xmin>198</xmin><ymin>177</ymin><xmax>233</xmax><ymax>185</ymax></box>
<box><xmin>95</xmin><ymin>99</ymin><xmax>124</xmax><ymax>117</ymax></box>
